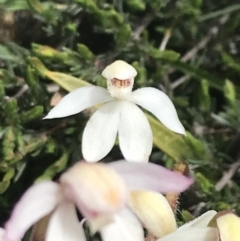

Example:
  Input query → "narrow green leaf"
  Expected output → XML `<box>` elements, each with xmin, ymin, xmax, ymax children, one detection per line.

<box><xmin>35</xmin><ymin>151</ymin><xmax>69</xmax><ymax>182</ymax></box>
<box><xmin>28</xmin><ymin>57</ymin><xmax>90</xmax><ymax>91</ymax></box>
<box><xmin>0</xmin><ymin>168</ymin><xmax>15</xmax><ymax>194</ymax></box>
<box><xmin>224</xmin><ymin>79</ymin><xmax>238</xmax><ymax>115</ymax></box>
<box><xmin>77</xmin><ymin>44</ymin><xmax>94</xmax><ymax>61</ymax></box>
<box><xmin>220</xmin><ymin>51</ymin><xmax>240</xmax><ymax>73</ymax></box>
<box><xmin>0</xmin><ymin>80</ymin><xmax>5</xmax><ymax>105</ymax></box>
<box><xmin>199</xmin><ymin>4</ymin><xmax>240</xmax><ymax>22</ymax></box>
<box><xmin>199</xmin><ymin>79</ymin><xmax>210</xmax><ymax>112</ymax></box>
<box><xmin>20</xmin><ymin>105</ymin><xmax>44</xmax><ymax>124</ymax></box>
<box><xmin>2</xmin><ymin>127</ymin><xmax>15</xmax><ymax>162</ymax></box>
<box><xmin>27</xmin><ymin>0</ymin><xmax>44</xmax><ymax>13</ymax></box>
<box><xmin>4</xmin><ymin>99</ymin><xmax>19</xmax><ymax>125</ymax></box>
<box><xmin>148</xmin><ymin>115</ymin><xmax>196</xmax><ymax>161</ymax></box>
<box><xmin>45</xmin><ymin>71</ymin><xmax>90</xmax><ymax>91</ymax></box>
<box><xmin>0</xmin><ymin>44</ymin><xmax>18</xmax><ymax>61</ymax></box>
<box><xmin>164</xmin><ymin>59</ymin><xmax>240</xmax><ymax>98</ymax></box>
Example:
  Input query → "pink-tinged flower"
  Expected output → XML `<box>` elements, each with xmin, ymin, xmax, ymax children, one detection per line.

<box><xmin>44</xmin><ymin>60</ymin><xmax>185</xmax><ymax>162</ymax></box>
<box><xmin>2</xmin><ymin>161</ymin><xmax>192</xmax><ymax>241</ymax></box>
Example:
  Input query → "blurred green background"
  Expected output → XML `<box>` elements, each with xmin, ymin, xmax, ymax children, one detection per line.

<box><xmin>1</xmin><ymin>0</ymin><xmax>240</xmax><ymax>225</ymax></box>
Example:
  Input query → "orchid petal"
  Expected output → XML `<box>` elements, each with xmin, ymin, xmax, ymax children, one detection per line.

<box><xmin>0</xmin><ymin>228</ymin><xmax>5</xmax><ymax>241</ymax></box>
<box><xmin>108</xmin><ymin>161</ymin><xmax>193</xmax><ymax>193</ymax></box>
<box><xmin>82</xmin><ymin>101</ymin><xmax>120</xmax><ymax>162</ymax></box>
<box><xmin>179</xmin><ymin>211</ymin><xmax>217</xmax><ymax>230</ymax></box>
<box><xmin>44</xmin><ymin>86</ymin><xmax>113</xmax><ymax>119</ymax></box>
<box><xmin>129</xmin><ymin>191</ymin><xmax>177</xmax><ymax>238</ymax></box>
<box><xmin>158</xmin><ymin>227</ymin><xmax>217</xmax><ymax>241</ymax></box>
<box><xmin>118</xmin><ymin>101</ymin><xmax>152</xmax><ymax>162</ymax></box>
<box><xmin>100</xmin><ymin>208</ymin><xmax>144</xmax><ymax>241</ymax></box>
<box><xmin>4</xmin><ymin>181</ymin><xmax>61</xmax><ymax>241</ymax></box>
<box><xmin>217</xmin><ymin>213</ymin><xmax>240</xmax><ymax>241</ymax></box>
<box><xmin>46</xmin><ymin>202</ymin><xmax>86</xmax><ymax>241</ymax></box>
<box><xmin>129</xmin><ymin>87</ymin><xmax>185</xmax><ymax>135</ymax></box>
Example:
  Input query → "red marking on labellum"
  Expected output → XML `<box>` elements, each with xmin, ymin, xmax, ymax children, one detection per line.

<box><xmin>111</xmin><ymin>78</ymin><xmax>131</xmax><ymax>88</ymax></box>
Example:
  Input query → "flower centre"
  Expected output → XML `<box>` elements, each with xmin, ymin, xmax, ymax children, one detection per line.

<box><xmin>111</xmin><ymin>78</ymin><xmax>131</xmax><ymax>88</ymax></box>
<box><xmin>107</xmin><ymin>77</ymin><xmax>134</xmax><ymax>99</ymax></box>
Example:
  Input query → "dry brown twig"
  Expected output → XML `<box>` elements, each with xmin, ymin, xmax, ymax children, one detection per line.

<box><xmin>215</xmin><ymin>159</ymin><xmax>240</xmax><ymax>191</ymax></box>
<box><xmin>132</xmin><ymin>13</ymin><xmax>156</xmax><ymax>41</ymax></box>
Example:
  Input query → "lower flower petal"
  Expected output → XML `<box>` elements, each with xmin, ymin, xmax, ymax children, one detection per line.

<box><xmin>46</xmin><ymin>202</ymin><xmax>86</xmax><ymax>241</ymax></box>
<box><xmin>100</xmin><ymin>208</ymin><xmax>144</xmax><ymax>241</ymax></box>
<box><xmin>82</xmin><ymin>101</ymin><xmax>120</xmax><ymax>162</ymax></box>
<box><xmin>158</xmin><ymin>227</ymin><xmax>217</xmax><ymax>241</ymax></box>
<box><xmin>129</xmin><ymin>87</ymin><xmax>185</xmax><ymax>135</ymax></box>
<box><xmin>108</xmin><ymin>161</ymin><xmax>193</xmax><ymax>193</ymax></box>
<box><xmin>4</xmin><ymin>181</ymin><xmax>61</xmax><ymax>241</ymax></box>
<box><xmin>118</xmin><ymin>101</ymin><xmax>152</xmax><ymax>162</ymax></box>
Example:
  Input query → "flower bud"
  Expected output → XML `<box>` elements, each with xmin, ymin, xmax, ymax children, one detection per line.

<box><xmin>129</xmin><ymin>191</ymin><xmax>177</xmax><ymax>238</ymax></box>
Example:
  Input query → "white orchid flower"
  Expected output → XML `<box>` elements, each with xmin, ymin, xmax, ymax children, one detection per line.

<box><xmin>2</xmin><ymin>160</ymin><xmax>192</xmax><ymax>241</ymax></box>
<box><xmin>44</xmin><ymin>60</ymin><xmax>185</xmax><ymax>162</ymax></box>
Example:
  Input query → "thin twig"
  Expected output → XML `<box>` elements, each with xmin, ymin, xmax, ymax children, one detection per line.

<box><xmin>10</xmin><ymin>84</ymin><xmax>29</xmax><ymax>99</ymax></box>
<box><xmin>159</xmin><ymin>29</ymin><xmax>172</xmax><ymax>51</ymax></box>
<box><xmin>215</xmin><ymin>159</ymin><xmax>240</xmax><ymax>191</ymax></box>
<box><xmin>171</xmin><ymin>75</ymin><xmax>190</xmax><ymax>89</ymax></box>
<box><xmin>192</xmin><ymin>202</ymin><xmax>206</xmax><ymax>217</ymax></box>
<box><xmin>46</xmin><ymin>84</ymin><xmax>60</xmax><ymax>93</ymax></box>
<box><xmin>203</xmin><ymin>128</ymin><xmax>232</xmax><ymax>135</ymax></box>
<box><xmin>132</xmin><ymin>13</ymin><xmax>155</xmax><ymax>41</ymax></box>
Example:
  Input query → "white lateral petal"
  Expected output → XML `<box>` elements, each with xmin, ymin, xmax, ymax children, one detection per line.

<box><xmin>4</xmin><ymin>181</ymin><xmax>61</xmax><ymax>241</ymax></box>
<box><xmin>100</xmin><ymin>208</ymin><xmax>144</xmax><ymax>241</ymax></box>
<box><xmin>108</xmin><ymin>161</ymin><xmax>193</xmax><ymax>193</ymax></box>
<box><xmin>46</xmin><ymin>202</ymin><xmax>86</xmax><ymax>241</ymax></box>
<box><xmin>158</xmin><ymin>227</ymin><xmax>217</xmax><ymax>241</ymax></box>
<box><xmin>82</xmin><ymin>101</ymin><xmax>120</xmax><ymax>162</ymax></box>
<box><xmin>118</xmin><ymin>101</ymin><xmax>152</xmax><ymax>162</ymax></box>
<box><xmin>179</xmin><ymin>210</ymin><xmax>217</xmax><ymax>230</ymax></box>
<box><xmin>130</xmin><ymin>87</ymin><xmax>185</xmax><ymax>135</ymax></box>
<box><xmin>44</xmin><ymin>86</ymin><xmax>113</xmax><ymax>119</ymax></box>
